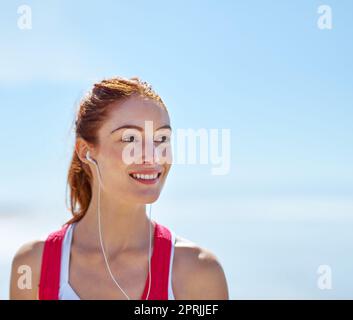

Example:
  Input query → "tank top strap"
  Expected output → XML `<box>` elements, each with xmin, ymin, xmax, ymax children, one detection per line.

<box><xmin>39</xmin><ymin>224</ymin><xmax>70</xmax><ymax>300</ymax></box>
<box><xmin>140</xmin><ymin>221</ymin><xmax>173</xmax><ymax>300</ymax></box>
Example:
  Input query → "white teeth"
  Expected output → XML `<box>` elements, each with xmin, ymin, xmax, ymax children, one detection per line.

<box><xmin>131</xmin><ymin>173</ymin><xmax>159</xmax><ymax>180</ymax></box>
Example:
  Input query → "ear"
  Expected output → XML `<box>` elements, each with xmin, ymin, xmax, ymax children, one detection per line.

<box><xmin>75</xmin><ymin>138</ymin><xmax>93</xmax><ymax>164</ymax></box>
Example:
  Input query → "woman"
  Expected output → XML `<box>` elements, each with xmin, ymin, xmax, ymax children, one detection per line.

<box><xmin>10</xmin><ymin>77</ymin><xmax>229</xmax><ymax>300</ymax></box>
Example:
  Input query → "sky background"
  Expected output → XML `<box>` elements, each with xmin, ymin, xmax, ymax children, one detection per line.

<box><xmin>0</xmin><ymin>0</ymin><xmax>353</xmax><ymax>299</ymax></box>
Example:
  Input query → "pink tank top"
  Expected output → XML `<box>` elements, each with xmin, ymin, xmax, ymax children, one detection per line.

<box><xmin>39</xmin><ymin>220</ymin><xmax>174</xmax><ymax>300</ymax></box>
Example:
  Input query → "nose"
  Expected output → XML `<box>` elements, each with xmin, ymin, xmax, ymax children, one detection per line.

<box><xmin>141</xmin><ymin>140</ymin><xmax>158</xmax><ymax>165</ymax></box>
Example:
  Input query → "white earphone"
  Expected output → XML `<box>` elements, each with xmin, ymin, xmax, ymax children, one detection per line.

<box><xmin>85</xmin><ymin>150</ymin><xmax>152</xmax><ymax>300</ymax></box>
<box><xmin>85</xmin><ymin>151</ymin><xmax>94</xmax><ymax>162</ymax></box>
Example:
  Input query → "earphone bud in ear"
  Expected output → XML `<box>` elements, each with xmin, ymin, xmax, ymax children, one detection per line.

<box><xmin>86</xmin><ymin>151</ymin><xmax>95</xmax><ymax>164</ymax></box>
<box><xmin>86</xmin><ymin>151</ymin><xmax>91</xmax><ymax>161</ymax></box>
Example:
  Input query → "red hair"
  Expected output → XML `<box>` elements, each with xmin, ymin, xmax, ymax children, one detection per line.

<box><xmin>65</xmin><ymin>76</ymin><xmax>167</xmax><ymax>224</ymax></box>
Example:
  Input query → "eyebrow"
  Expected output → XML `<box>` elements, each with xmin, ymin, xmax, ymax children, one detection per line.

<box><xmin>110</xmin><ymin>124</ymin><xmax>172</xmax><ymax>134</ymax></box>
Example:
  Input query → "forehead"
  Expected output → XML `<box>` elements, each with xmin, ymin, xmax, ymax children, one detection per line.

<box><xmin>103</xmin><ymin>95</ymin><xmax>170</xmax><ymax>133</ymax></box>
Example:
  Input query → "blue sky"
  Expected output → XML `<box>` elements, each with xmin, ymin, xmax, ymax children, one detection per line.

<box><xmin>0</xmin><ymin>1</ymin><xmax>352</xmax><ymax>299</ymax></box>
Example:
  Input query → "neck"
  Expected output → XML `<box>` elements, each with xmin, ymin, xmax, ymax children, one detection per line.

<box><xmin>74</xmin><ymin>188</ymin><xmax>154</xmax><ymax>253</ymax></box>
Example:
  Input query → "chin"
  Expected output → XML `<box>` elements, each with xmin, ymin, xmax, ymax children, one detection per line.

<box><xmin>134</xmin><ymin>192</ymin><xmax>161</xmax><ymax>204</ymax></box>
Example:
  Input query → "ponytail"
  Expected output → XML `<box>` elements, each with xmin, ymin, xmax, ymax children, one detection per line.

<box><xmin>66</xmin><ymin>149</ymin><xmax>92</xmax><ymax>224</ymax></box>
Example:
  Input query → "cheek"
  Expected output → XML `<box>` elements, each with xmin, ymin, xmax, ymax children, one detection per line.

<box><xmin>117</xmin><ymin>142</ymin><xmax>143</xmax><ymax>165</ymax></box>
<box><xmin>110</xmin><ymin>143</ymin><xmax>129</xmax><ymax>164</ymax></box>
<box><xmin>165</xmin><ymin>163</ymin><xmax>171</xmax><ymax>173</ymax></box>
<box><xmin>157</xmin><ymin>144</ymin><xmax>173</xmax><ymax>167</ymax></box>
<box><xmin>102</xmin><ymin>146</ymin><xmax>129</xmax><ymax>177</ymax></box>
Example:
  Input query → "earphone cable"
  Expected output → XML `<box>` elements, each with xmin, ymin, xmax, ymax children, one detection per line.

<box><xmin>92</xmin><ymin>157</ymin><xmax>152</xmax><ymax>300</ymax></box>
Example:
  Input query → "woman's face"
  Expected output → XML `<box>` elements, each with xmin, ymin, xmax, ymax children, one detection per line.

<box><xmin>89</xmin><ymin>95</ymin><xmax>172</xmax><ymax>204</ymax></box>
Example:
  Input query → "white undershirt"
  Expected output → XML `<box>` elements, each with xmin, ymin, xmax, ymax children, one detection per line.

<box><xmin>58</xmin><ymin>223</ymin><xmax>176</xmax><ymax>300</ymax></box>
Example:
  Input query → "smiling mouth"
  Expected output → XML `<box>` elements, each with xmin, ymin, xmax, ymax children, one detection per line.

<box><xmin>128</xmin><ymin>172</ymin><xmax>162</xmax><ymax>184</ymax></box>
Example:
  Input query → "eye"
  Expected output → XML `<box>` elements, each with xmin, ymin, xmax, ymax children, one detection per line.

<box><xmin>122</xmin><ymin>135</ymin><xmax>139</xmax><ymax>143</ymax></box>
<box><xmin>154</xmin><ymin>135</ymin><xmax>170</xmax><ymax>143</ymax></box>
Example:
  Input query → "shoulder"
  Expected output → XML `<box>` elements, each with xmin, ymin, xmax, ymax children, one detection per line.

<box><xmin>10</xmin><ymin>240</ymin><xmax>45</xmax><ymax>299</ymax></box>
<box><xmin>171</xmin><ymin>235</ymin><xmax>229</xmax><ymax>300</ymax></box>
